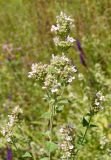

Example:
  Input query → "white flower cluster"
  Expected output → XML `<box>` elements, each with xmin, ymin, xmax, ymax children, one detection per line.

<box><xmin>1</xmin><ymin>105</ymin><xmax>22</xmax><ymax>142</ymax></box>
<box><xmin>51</xmin><ymin>12</ymin><xmax>74</xmax><ymax>33</ymax></box>
<box><xmin>93</xmin><ymin>91</ymin><xmax>105</xmax><ymax>113</ymax></box>
<box><xmin>28</xmin><ymin>63</ymin><xmax>47</xmax><ymax>81</ymax></box>
<box><xmin>53</xmin><ymin>36</ymin><xmax>75</xmax><ymax>49</ymax></box>
<box><xmin>56</xmin><ymin>11</ymin><xmax>74</xmax><ymax>25</ymax></box>
<box><xmin>28</xmin><ymin>54</ymin><xmax>77</xmax><ymax>94</ymax></box>
<box><xmin>51</xmin><ymin>12</ymin><xmax>75</xmax><ymax>50</ymax></box>
<box><xmin>67</xmin><ymin>35</ymin><xmax>75</xmax><ymax>43</ymax></box>
<box><xmin>59</xmin><ymin>124</ymin><xmax>76</xmax><ymax>159</ymax></box>
<box><xmin>100</xmin><ymin>135</ymin><xmax>109</xmax><ymax>149</ymax></box>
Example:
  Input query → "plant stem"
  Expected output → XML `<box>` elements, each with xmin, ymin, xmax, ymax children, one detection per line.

<box><xmin>81</xmin><ymin>116</ymin><xmax>92</xmax><ymax>144</ymax></box>
<box><xmin>74</xmin><ymin>115</ymin><xmax>93</xmax><ymax>160</ymax></box>
<box><xmin>49</xmin><ymin>103</ymin><xmax>54</xmax><ymax>160</ymax></box>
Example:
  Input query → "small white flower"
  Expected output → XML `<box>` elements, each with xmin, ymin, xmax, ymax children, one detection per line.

<box><xmin>67</xmin><ymin>35</ymin><xmax>75</xmax><ymax>43</ymax></box>
<box><xmin>95</xmin><ymin>100</ymin><xmax>100</xmax><ymax>106</ymax></box>
<box><xmin>51</xmin><ymin>25</ymin><xmax>59</xmax><ymax>32</ymax></box>
<box><xmin>28</xmin><ymin>63</ymin><xmax>38</xmax><ymax>78</ymax></box>
<box><xmin>59</xmin><ymin>128</ymin><xmax>64</xmax><ymax>133</ymax></box>
<box><xmin>66</xmin><ymin>151</ymin><xmax>71</xmax><ymax>157</ymax></box>
<box><xmin>53</xmin><ymin>37</ymin><xmax>59</xmax><ymax>45</ymax></box>
<box><xmin>31</xmin><ymin>63</ymin><xmax>37</xmax><ymax>73</ymax></box>
<box><xmin>1</xmin><ymin>129</ymin><xmax>6</xmax><ymax>136</ymax></box>
<box><xmin>28</xmin><ymin>72</ymin><xmax>33</xmax><ymax>78</ymax></box>
<box><xmin>65</xmin><ymin>136</ymin><xmax>72</xmax><ymax>141</ymax></box>
<box><xmin>68</xmin><ymin>77</ymin><xmax>75</xmax><ymax>83</ymax></box>
<box><xmin>52</xmin><ymin>54</ymin><xmax>55</xmax><ymax>59</ymax></box>
<box><xmin>60</xmin><ymin>143</ymin><xmax>66</xmax><ymax>150</ymax></box>
<box><xmin>69</xmin><ymin>145</ymin><xmax>74</xmax><ymax>150</ymax></box>
<box><xmin>96</xmin><ymin>91</ymin><xmax>103</xmax><ymax>99</ymax></box>
<box><xmin>57</xmin><ymin>83</ymin><xmax>61</xmax><ymax>87</ymax></box>
<box><xmin>51</xmin><ymin>88</ymin><xmax>58</xmax><ymax>93</ymax></box>
<box><xmin>100</xmin><ymin>95</ymin><xmax>105</xmax><ymax>101</ymax></box>
<box><xmin>72</xmin><ymin>66</ymin><xmax>77</xmax><ymax>72</ymax></box>
<box><xmin>62</xmin><ymin>55</ymin><xmax>69</xmax><ymax>62</ymax></box>
<box><xmin>6</xmin><ymin>137</ymin><xmax>11</xmax><ymax>142</ymax></box>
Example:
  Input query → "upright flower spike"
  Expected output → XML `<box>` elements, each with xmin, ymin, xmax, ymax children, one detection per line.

<box><xmin>59</xmin><ymin>124</ymin><xmax>76</xmax><ymax>159</ymax></box>
<box><xmin>28</xmin><ymin>12</ymin><xmax>77</xmax><ymax>160</ymax></box>
<box><xmin>7</xmin><ymin>147</ymin><xmax>13</xmax><ymax>160</ymax></box>
<box><xmin>1</xmin><ymin>105</ymin><xmax>22</xmax><ymax>143</ymax></box>
<box><xmin>92</xmin><ymin>91</ymin><xmax>105</xmax><ymax>113</ymax></box>
<box><xmin>51</xmin><ymin>12</ymin><xmax>75</xmax><ymax>51</ymax></box>
<box><xmin>76</xmin><ymin>39</ymin><xmax>87</xmax><ymax>67</ymax></box>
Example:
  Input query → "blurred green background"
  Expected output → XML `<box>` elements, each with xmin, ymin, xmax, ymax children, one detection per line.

<box><xmin>0</xmin><ymin>0</ymin><xmax>111</xmax><ymax>159</ymax></box>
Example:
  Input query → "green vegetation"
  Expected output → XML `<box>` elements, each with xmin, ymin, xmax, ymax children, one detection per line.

<box><xmin>0</xmin><ymin>1</ymin><xmax>111</xmax><ymax>159</ymax></box>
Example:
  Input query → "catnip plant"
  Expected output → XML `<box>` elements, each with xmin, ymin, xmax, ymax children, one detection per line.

<box><xmin>29</xmin><ymin>12</ymin><xmax>105</xmax><ymax>160</ymax></box>
<box><xmin>1</xmin><ymin>105</ymin><xmax>22</xmax><ymax>151</ymax></box>
<box><xmin>28</xmin><ymin>54</ymin><xmax>77</xmax><ymax>159</ymax></box>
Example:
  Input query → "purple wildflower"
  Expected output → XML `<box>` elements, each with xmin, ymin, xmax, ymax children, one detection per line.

<box><xmin>79</xmin><ymin>52</ymin><xmax>87</xmax><ymax>67</ymax></box>
<box><xmin>7</xmin><ymin>147</ymin><xmax>12</xmax><ymax>160</ymax></box>
<box><xmin>76</xmin><ymin>39</ymin><xmax>87</xmax><ymax>67</ymax></box>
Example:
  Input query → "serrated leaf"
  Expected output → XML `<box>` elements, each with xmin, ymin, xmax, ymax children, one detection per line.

<box><xmin>82</xmin><ymin>117</ymin><xmax>89</xmax><ymax>127</ymax></box>
<box><xmin>22</xmin><ymin>152</ymin><xmax>32</xmax><ymax>158</ymax></box>
<box><xmin>45</xmin><ymin>142</ymin><xmax>57</xmax><ymax>152</ymax></box>
<box><xmin>41</xmin><ymin>112</ymin><xmax>51</xmax><ymax>119</ymax></box>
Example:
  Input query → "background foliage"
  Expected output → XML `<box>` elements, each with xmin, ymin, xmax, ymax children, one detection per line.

<box><xmin>0</xmin><ymin>0</ymin><xmax>111</xmax><ymax>159</ymax></box>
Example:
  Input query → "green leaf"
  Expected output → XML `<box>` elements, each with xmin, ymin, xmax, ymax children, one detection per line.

<box><xmin>82</xmin><ymin>117</ymin><xmax>89</xmax><ymax>127</ymax></box>
<box><xmin>45</xmin><ymin>142</ymin><xmax>57</xmax><ymax>152</ymax></box>
<box><xmin>22</xmin><ymin>152</ymin><xmax>32</xmax><ymax>158</ymax></box>
<box><xmin>41</xmin><ymin>112</ymin><xmax>51</xmax><ymax>119</ymax></box>
<box><xmin>40</xmin><ymin>158</ymin><xmax>49</xmax><ymax>160</ymax></box>
<box><xmin>58</xmin><ymin>99</ymin><xmax>69</xmax><ymax>105</ymax></box>
<box><xmin>43</xmin><ymin>94</ymin><xmax>49</xmax><ymax>101</ymax></box>
<box><xmin>56</xmin><ymin>105</ymin><xmax>64</xmax><ymax>112</ymax></box>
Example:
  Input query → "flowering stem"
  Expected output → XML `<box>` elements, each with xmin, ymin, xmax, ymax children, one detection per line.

<box><xmin>74</xmin><ymin>115</ymin><xmax>93</xmax><ymax>160</ymax></box>
<box><xmin>49</xmin><ymin>103</ymin><xmax>54</xmax><ymax>160</ymax></box>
